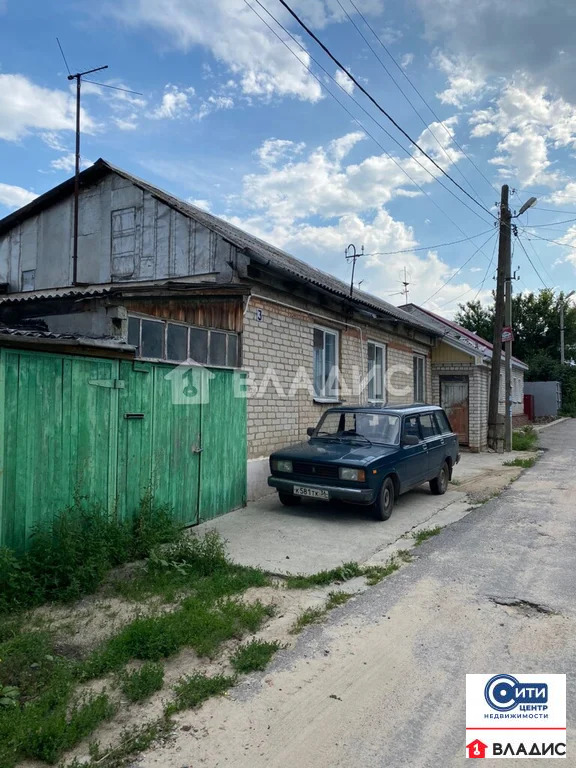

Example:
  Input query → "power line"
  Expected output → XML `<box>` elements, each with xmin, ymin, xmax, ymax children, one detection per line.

<box><xmin>244</xmin><ymin>0</ymin><xmax>496</xmax><ymax>254</ymax></box>
<box><xmin>534</xmin><ymin>207</ymin><xmax>576</xmax><ymax>215</ymax></box>
<box><xmin>333</xmin><ymin>0</ymin><xmax>489</xmax><ymax>206</ymax></box>
<box><xmin>472</xmin><ymin>233</ymin><xmax>498</xmax><ymax>302</ymax></box>
<box><xmin>82</xmin><ymin>79</ymin><xmax>143</xmax><ymax>96</ymax></box>
<box><xmin>364</xmin><ymin>228</ymin><xmax>494</xmax><ymax>256</ymax></box>
<box><xmin>515</xmin><ymin>234</ymin><xmax>549</xmax><ymax>289</ymax></box>
<box><xmin>275</xmin><ymin>0</ymin><xmax>496</xmax><ymax>221</ymax></box>
<box><xmin>522</xmin><ymin>217</ymin><xmax>576</xmax><ymax>229</ymax></box>
<box><xmin>519</xmin><ymin>228</ymin><xmax>576</xmax><ymax>251</ymax></box>
<box><xmin>422</xmin><ymin>230</ymin><xmax>497</xmax><ymax>305</ymax></box>
<box><xmin>523</xmin><ymin>235</ymin><xmax>555</xmax><ymax>286</ymax></box>
<box><xmin>56</xmin><ymin>37</ymin><xmax>71</xmax><ymax>75</ymax></box>
<box><xmin>344</xmin><ymin>0</ymin><xmax>499</xmax><ymax>199</ymax></box>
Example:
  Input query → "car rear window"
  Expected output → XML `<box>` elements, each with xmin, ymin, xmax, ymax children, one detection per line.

<box><xmin>434</xmin><ymin>410</ymin><xmax>453</xmax><ymax>434</ymax></box>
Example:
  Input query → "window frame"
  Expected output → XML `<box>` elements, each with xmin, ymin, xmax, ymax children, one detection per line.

<box><xmin>367</xmin><ymin>340</ymin><xmax>387</xmax><ymax>403</ymax></box>
<box><xmin>413</xmin><ymin>354</ymin><xmax>426</xmax><ymax>402</ymax></box>
<box><xmin>313</xmin><ymin>325</ymin><xmax>340</xmax><ymax>402</ymax></box>
<box><xmin>127</xmin><ymin>313</ymin><xmax>241</xmax><ymax>368</ymax></box>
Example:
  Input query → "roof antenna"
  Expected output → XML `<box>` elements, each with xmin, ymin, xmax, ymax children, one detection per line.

<box><xmin>56</xmin><ymin>39</ymin><xmax>143</xmax><ymax>286</ymax></box>
<box><xmin>345</xmin><ymin>243</ymin><xmax>364</xmax><ymax>297</ymax></box>
<box><xmin>401</xmin><ymin>267</ymin><xmax>410</xmax><ymax>305</ymax></box>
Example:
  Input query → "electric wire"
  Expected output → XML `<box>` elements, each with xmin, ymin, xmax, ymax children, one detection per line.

<box><xmin>364</xmin><ymin>229</ymin><xmax>494</xmax><ymax>256</ymax></box>
<box><xmin>245</xmin><ymin>0</ymin><xmax>496</xmax><ymax>262</ymax></box>
<box><xmin>421</xmin><ymin>229</ymin><xmax>497</xmax><ymax>305</ymax></box>
<box><xmin>56</xmin><ymin>37</ymin><xmax>71</xmax><ymax>76</ymax></box>
<box><xmin>515</xmin><ymin>234</ymin><xmax>549</xmax><ymax>289</ymax></box>
<box><xmin>346</xmin><ymin>0</ymin><xmax>499</xmax><ymax>198</ymax></box>
<box><xmin>82</xmin><ymin>79</ymin><xmax>143</xmax><ymax>96</ymax></box>
<box><xmin>275</xmin><ymin>0</ymin><xmax>495</xmax><ymax>219</ymax></box>
<box><xmin>335</xmin><ymin>0</ymin><xmax>490</xmax><ymax>205</ymax></box>
<box><xmin>472</xmin><ymin>233</ymin><xmax>498</xmax><ymax>302</ymax></box>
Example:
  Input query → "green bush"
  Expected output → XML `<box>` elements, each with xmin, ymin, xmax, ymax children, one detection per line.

<box><xmin>120</xmin><ymin>663</ymin><xmax>164</xmax><ymax>703</ymax></box>
<box><xmin>512</xmin><ymin>426</ymin><xmax>538</xmax><ymax>451</ymax></box>
<box><xmin>0</xmin><ymin>491</ymin><xmax>180</xmax><ymax>614</ymax></box>
<box><xmin>230</xmin><ymin>640</ymin><xmax>280</xmax><ymax>673</ymax></box>
<box><xmin>167</xmin><ymin>672</ymin><xmax>235</xmax><ymax>715</ymax></box>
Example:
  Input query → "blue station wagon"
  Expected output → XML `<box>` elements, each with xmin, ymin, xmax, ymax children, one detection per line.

<box><xmin>268</xmin><ymin>404</ymin><xmax>460</xmax><ymax>520</ymax></box>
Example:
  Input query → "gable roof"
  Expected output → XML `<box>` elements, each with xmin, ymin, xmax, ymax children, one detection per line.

<box><xmin>403</xmin><ymin>303</ymin><xmax>528</xmax><ymax>369</ymax></box>
<box><xmin>0</xmin><ymin>159</ymin><xmax>439</xmax><ymax>338</ymax></box>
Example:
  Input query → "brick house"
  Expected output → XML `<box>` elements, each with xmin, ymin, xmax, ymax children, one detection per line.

<box><xmin>0</xmin><ymin>159</ymin><xmax>440</xmax><ymax>508</ymax></box>
<box><xmin>403</xmin><ymin>304</ymin><xmax>528</xmax><ymax>451</ymax></box>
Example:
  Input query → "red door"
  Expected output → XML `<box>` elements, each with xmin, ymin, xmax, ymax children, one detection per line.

<box><xmin>440</xmin><ymin>376</ymin><xmax>469</xmax><ymax>445</ymax></box>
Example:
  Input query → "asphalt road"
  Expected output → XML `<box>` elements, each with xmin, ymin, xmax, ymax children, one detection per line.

<box><xmin>142</xmin><ymin>420</ymin><xmax>576</xmax><ymax>768</ymax></box>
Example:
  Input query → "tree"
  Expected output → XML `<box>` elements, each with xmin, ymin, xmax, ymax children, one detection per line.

<box><xmin>454</xmin><ymin>299</ymin><xmax>494</xmax><ymax>343</ymax></box>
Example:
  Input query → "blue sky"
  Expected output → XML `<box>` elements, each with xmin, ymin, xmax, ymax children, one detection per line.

<box><xmin>2</xmin><ymin>0</ymin><xmax>576</xmax><ymax>314</ymax></box>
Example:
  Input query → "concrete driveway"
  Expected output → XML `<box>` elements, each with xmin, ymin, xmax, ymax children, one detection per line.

<box><xmin>196</xmin><ymin>447</ymin><xmax>540</xmax><ymax>575</ymax></box>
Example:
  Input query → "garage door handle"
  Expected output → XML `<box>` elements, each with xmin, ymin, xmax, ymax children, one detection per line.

<box><xmin>193</xmin><ymin>447</ymin><xmax>203</xmax><ymax>454</ymax></box>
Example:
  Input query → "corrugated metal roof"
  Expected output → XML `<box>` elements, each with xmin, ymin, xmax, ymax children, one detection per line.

<box><xmin>0</xmin><ymin>286</ymin><xmax>113</xmax><ymax>305</ymax></box>
<box><xmin>0</xmin><ymin>327</ymin><xmax>77</xmax><ymax>339</ymax></box>
<box><xmin>0</xmin><ymin>159</ymin><xmax>439</xmax><ymax>337</ymax></box>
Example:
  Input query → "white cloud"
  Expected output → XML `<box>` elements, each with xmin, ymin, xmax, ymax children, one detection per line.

<box><xmin>187</xmin><ymin>198</ymin><xmax>211</xmax><ymax>211</ymax></box>
<box><xmin>50</xmin><ymin>153</ymin><xmax>92</xmax><ymax>173</ymax></box>
<box><xmin>400</xmin><ymin>53</ymin><xmax>414</xmax><ymax>69</ymax></box>
<box><xmin>150</xmin><ymin>84</ymin><xmax>196</xmax><ymax>119</ymax></box>
<box><xmin>195</xmin><ymin>94</ymin><xmax>234</xmax><ymax>121</ymax></box>
<box><xmin>109</xmin><ymin>0</ymin><xmax>326</xmax><ymax>103</ymax></box>
<box><xmin>433</xmin><ymin>51</ymin><xmax>487</xmax><ymax>107</ymax></box>
<box><xmin>0</xmin><ymin>74</ymin><xmax>95</xmax><ymax>141</ymax></box>
<box><xmin>220</xmin><ymin>130</ymin><xmax>479</xmax><ymax>309</ymax></box>
<box><xmin>334</xmin><ymin>68</ymin><xmax>354</xmax><ymax>95</ymax></box>
<box><xmin>469</xmin><ymin>83</ymin><xmax>576</xmax><ymax>186</ymax></box>
<box><xmin>0</xmin><ymin>182</ymin><xmax>37</xmax><ymax>209</ymax></box>
<box><xmin>547</xmin><ymin>183</ymin><xmax>576</xmax><ymax>206</ymax></box>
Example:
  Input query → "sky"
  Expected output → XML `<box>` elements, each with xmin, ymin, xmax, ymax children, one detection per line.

<box><xmin>2</xmin><ymin>0</ymin><xmax>576</xmax><ymax>316</ymax></box>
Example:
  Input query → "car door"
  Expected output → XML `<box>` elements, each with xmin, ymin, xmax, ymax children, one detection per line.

<box><xmin>398</xmin><ymin>415</ymin><xmax>428</xmax><ymax>489</ymax></box>
<box><xmin>419</xmin><ymin>412</ymin><xmax>445</xmax><ymax>479</ymax></box>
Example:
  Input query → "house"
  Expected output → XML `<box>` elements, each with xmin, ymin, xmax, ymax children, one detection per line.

<box><xmin>0</xmin><ymin>159</ymin><xmax>441</xmax><ymax>514</ymax></box>
<box><xmin>402</xmin><ymin>304</ymin><xmax>528</xmax><ymax>451</ymax></box>
<box><xmin>466</xmin><ymin>739</ymin><xmax>488</xmax><ymax>758</ymax></box>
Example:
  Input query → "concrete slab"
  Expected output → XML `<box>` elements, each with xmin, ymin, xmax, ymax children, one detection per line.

<box><xmin>195</xmin><ymin>450</ymin><xmax>538</xmax><ymax>576</ymax></box>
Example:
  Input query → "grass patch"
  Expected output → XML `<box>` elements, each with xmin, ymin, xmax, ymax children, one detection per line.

<box><xmin>119</xmin><ymin>662</ymin><xmax>164</xmax><ymax>703</ymax></box>
<box><xmin>0</xmin><ymin>490</ymin><xmax>179</xmax><ymax>614</ymax></box>
<box><xmin>289</xmin><ymin>607</ymin><xmax>326</xmax><ymax>635</ymax></box>
<box><xmin>166</xmin><ymin>672</ymin><xmax>235</xmax><ymax>715</ymax></box>
<box><xmin>230</xmin><ymin>640</ymin><xmax>281</xmax><ymax>673</ymax></box>
<box><xmin>0</xmin><ymin>631</ymin><xmax>116</xmax><ymax>767</ymax></box>
<box><xmin>396</xmin><ymin>549</ymin><xmax>414</xmax><ymax>563</ymax></box>
<box><xmin>284</xmin><ymin>562</ymin><xmax>363</xmax><ymax>590</ymax></box>
<box><xmin>412</xmin><ymin>526</ymin><xmax>443</xmax><ymax>546</ymax></box>
<box><xmin>363</xmin><ymin>560</ymin><xmax>401</xmax><ymax>585</ymax></box>
<box><xmin>503</xmin><ymin>456</ymin><xmax>537</xmax><ymax>469</ymax></box>
<box><xmin>325</xmin><ymin>591</ymin><xmax>354</xmax><ymax>609</ymax></box>
<box><xmin>82</xmin><ymin>598</ymin><xmax>275</xmax><ymax>679</ymax></box>
<box><xmin>512</xmin><ymin>426</ymin><xmax>538</xmax><ymax>452</ymax></box>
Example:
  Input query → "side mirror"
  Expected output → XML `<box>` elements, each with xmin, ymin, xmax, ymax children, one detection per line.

<box><xmin>306</xmin><ymin>427</ymin><xmax>315</xmax><ymax>437</ymax></box>
<box><xmin>402</xmin><ymin>434</ymin><xmax>420</xmax><ymax>446</ymax></box>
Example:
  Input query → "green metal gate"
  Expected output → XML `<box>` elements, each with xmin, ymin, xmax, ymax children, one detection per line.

<box><xmin>0</xmin><ymin>348</ymin><xmax>246</xmax><ymax>550</ymax></box>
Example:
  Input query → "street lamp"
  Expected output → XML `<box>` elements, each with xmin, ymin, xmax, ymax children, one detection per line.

<box><xmin>560</xmin><ymin>290</ymin><xmax>575</xmax><ymax>365</ymax></box>
<box><xmin>516</xmin><ymin>197</ymin><xmax>537</xmax><ymax>217</ymax></box>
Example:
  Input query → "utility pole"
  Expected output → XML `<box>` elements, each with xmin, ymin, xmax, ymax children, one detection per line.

<box><xmin>487</xmin><ymin>185</ymin><xmax>511</xmax><ymax>452</ymax></box>
<box><xmin>345</xmin><ymin>244</ymin><xmax>363</xmax><ymax>297</ymax></box>
<box><xmin>560</xmin><ymin>290</ymin><xmax>575</xmax><ymax>365</ymax></box>
<box><xmin>68</xmin><ymin>65</ymin><xmax>108</xmax><ymax>285</ymax></box>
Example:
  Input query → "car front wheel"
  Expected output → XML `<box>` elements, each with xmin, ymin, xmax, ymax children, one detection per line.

<box><xmin>430</xmin><ymin>461</ymin><xmax>449</xmax><ymax>495</ymax></box>
<box><xmin>278</xmin><ymin>491</ymin><xmax>302</xmax><ymax>506</ymax></box>
<box><xmin>374</xmin><ymin>476</ymin><xmax>395</xmax><ymax>521</ymax></box>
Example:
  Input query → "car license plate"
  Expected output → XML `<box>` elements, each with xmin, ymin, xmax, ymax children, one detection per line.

<box><xmin>293</xmin><ymin>486</ymin><xmax>329</xmax><ymax>499</ymax></box>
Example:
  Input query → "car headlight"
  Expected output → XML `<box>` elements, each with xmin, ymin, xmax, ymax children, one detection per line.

<box><xmin>272</xmin><ymin>459</ymin><xmax>293</xmax><ymax>473</ymax></box>
<box><xmin>339</xmin><ymin>467</ymin><xmax>366</xmax><ymax>482</ymax></box>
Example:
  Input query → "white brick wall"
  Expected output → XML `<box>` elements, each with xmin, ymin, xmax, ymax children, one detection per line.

<box><xmin>243</xmin><ymin>291</ymin><xmax>434</xmax><ymax>461</ymax></box>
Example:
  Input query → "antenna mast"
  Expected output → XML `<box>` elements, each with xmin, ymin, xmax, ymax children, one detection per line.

<box><xmin>345</xmin><ymin>244</ymin><xmax>364</xmax><ymax>297</ymax></box>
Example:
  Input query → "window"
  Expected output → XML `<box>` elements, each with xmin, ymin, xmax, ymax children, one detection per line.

<box><xmin>111</xmin><ymin>207</ymin><xmax>137</xmax><ymax>278</ymax></box>
<box><xmin>313</xmin><ymin>327</ymin><xmax>339</xmax><ymax>400</ymax></box>
<box><xmin>403</xmin><ymin>415</ymin><xmax>421</xmax><ymax>441</ymax></box>
<box><xmin>367</xmin><ymin>342</ymin><xmax>386</xmax><ymax>401</ymax></box>
<box><xmin>413</xmin><ymin>355</ymin><xmax>426</xmax><ymax>402</ymax></box>
<box><xmin>315</xmin><ymin>410</ymin><xmax>400</xmax><ymax>445</ymax></box>
<box><xmin>21</xmin><ymin>270</ymin><xmax>35</xmax><ymax>291</ymax></box>
<box><xmin>419</xmin><ymin>413</ymin><xmax>438</xmax><ymax>439</ymax></box>
<box><xmin>127</xmin><ymin>315</ymin><xmax>240</xmax><ymax>367</ymax></box>
<box><xmin>434</xmin><ymin>410</ymin><xmax>452</xmax><ymax>434</ymax></box>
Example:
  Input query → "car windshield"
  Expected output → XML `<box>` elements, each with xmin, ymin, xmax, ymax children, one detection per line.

<box><xmin>314</xmin><ymin>411</ymin><xmax>401</xmax><ymax>445</ymax></box>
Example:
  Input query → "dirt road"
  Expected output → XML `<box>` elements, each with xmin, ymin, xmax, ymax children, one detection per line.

<box><xmin>139</xmin><ymin>421</ymin><xmax>576</xmax><ymax>768</ymax></box>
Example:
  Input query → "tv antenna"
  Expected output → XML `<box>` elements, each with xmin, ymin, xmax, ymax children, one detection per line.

<box><xmin>56</xmin><ymin>38</ymin><xmax>143</xmax><ymax>285</ymax></box>
<box><xmin>401</xmin><ymin>267</ymin><xmax>410</xmax><ymax>304</ymax></box>
<box><xmin>345</xmin><ymin>243</ymin><xmax>364</xmax><ymax>297</ymax></box>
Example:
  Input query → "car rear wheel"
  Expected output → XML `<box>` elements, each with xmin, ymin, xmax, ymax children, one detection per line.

<box><xmin>374</xmin><ymin>476</ymin><xmax>395</xmax><ymax>521</ymax></box>
<box><xmin>430</xmin><ymin>461</ymin><xmax>449</xmax><ymax>495</ymax></box>
<box><xmin>278</xmin><ymin>491</ymin><xmax>302</xmax><ymax>506</ymax></box>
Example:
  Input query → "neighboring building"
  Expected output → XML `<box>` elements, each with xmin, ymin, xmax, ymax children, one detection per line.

<box><xmin>403</xmin><ymin>304</ymin><xmax>528</xmax><ymax>451</ymax></box>
<box><xmin>0</xmin><ymin>159</ymin><xmax>440</xmax><ymax>505</ymax></box>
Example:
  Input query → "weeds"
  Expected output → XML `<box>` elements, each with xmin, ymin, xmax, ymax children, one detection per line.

<box><xmin>325</xmin><ymin>591</ymin><xmax>354</xmax><ymax>609</ymax></box>
<box><xmin>512</xmin><ymin>426</ymin><xmax>538</xmax><ymax>451</ymax></box>
<box><xmin>284</xmin><ymin>562</ymin><xmax>363</xmax><ymax>589</ymax></box>
<box><xmin>363</xmin><ymin>560</ymin><xmax>401</xmax><ymax>585</ymax></box>
<box><xmin>231</xmin><ymin>640</ymin><xmax>281</xmax><ymax>673</ymax></box>
<box><xmin>0</xmin><ymin>491</ymin><xmax>180</xmax><ymax>614</ymax></box>
<box><xmin>290</xmin><ymin>607</ymin><xmax>326</xmax><ymax>634</ymax></box>
<box><xmin>119</xmin><ymin>663</ymin><xmax>164</xmax><ymax>703</ymax></box>
<box><xmin>166</xmin><ymin>672</ymin><xmax>235</xmax><ymax>715</ymax></box>
<box><xmin>412</xmin><ymin>526</ymin><xmax>443</xmax><ymax>546</ymax></box>
<box><xmin>503</xmin><ymin>457</ymin><xmax>537</xmax><ymax>469</ymax></box>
